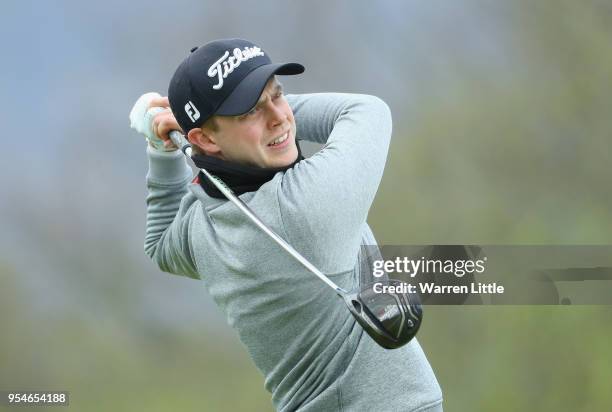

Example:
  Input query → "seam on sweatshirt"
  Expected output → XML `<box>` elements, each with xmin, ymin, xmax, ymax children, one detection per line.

<box><xmin>273</xmin><ymin>176</ymin><xmax>294</xmax><ymax>246</ymax></box>
<box><xmin>279</xmin><ymin>300</ymin><xmax>359</xmax><ymax>412</ymax></box>
<box><xmin>411</xmin><ymin>398</ymin><xmax>443</xmax><ymax>412</ymax></box>
<box><xmin>279</xmin><ymin>311</ymin><xmax>349</xmax><ymax>399</ymax></box>
<box><xmin>186</xmin><ymin>201</ymin><xmax>203</xmax><ymax>277</ymax></box>
<box><xmin>327</xmin><ymin>321</ymin><xmax>363</xmax><ymax>408</ymax></box>
<box><xmin>146</xmin><ymin>175</ymin><xmax>193</xmax><ymax>188</ymax></box>
<box><xmin>336</xmin><ymin>385</ymin><xmax>344</xmax><ymax>412</ymax></box>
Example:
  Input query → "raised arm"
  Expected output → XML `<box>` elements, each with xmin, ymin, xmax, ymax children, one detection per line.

<box><xmin>144</xmin><ymin>148</ymin><xmax>200</xmax><ymax>279</ymax></box>
<box><xmin>279</xmin><ymin>93</ymin><xmax>393</xmax><ymax>274</ymax></box>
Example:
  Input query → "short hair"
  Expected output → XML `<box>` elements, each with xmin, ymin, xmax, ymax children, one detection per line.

<box><xmin>203</xmin><ymin>115</ymin><xmax>219</xmax><ymax>132</ymax></box>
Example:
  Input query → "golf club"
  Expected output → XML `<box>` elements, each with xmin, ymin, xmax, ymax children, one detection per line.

<box><xmin>169</xmin><ymin>130</ymin><xmax>423</xmax><ymax>349</ymax></box>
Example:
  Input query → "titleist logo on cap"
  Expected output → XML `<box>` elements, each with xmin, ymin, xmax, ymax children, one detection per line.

<box><xmin>207</xmin><ymin>46</ymin><xmax>265</xmax><ymax>90</ymax></box>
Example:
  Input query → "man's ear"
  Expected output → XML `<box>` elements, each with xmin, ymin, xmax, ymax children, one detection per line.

<box><xmin>187</xmin><ymin>127</ymin><xmax>222</xmax><ymax>156</ymax></box>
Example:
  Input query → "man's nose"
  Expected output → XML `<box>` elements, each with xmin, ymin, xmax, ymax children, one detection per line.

<box><xmin>266</xmin><ymin>102</ymin><xmax>285</xmax><ymax>129</ymax></box>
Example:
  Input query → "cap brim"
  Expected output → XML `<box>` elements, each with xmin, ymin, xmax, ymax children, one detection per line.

<box><xmin>215</xmin><ymin>62</ymin><xmax>304</xmax><ymax>116</ymax></box>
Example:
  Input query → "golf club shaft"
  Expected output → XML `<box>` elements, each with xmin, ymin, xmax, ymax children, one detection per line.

<box><xmin>169</xmin><ymin>130</ymin><xmax>347</xmax><ymax>295</ymax></box>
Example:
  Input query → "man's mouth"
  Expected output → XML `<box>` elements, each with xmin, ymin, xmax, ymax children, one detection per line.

<box><xmin>267</xmin><ymin>132</ymin><xmax>289</xmax><ymax>147</ymax></box>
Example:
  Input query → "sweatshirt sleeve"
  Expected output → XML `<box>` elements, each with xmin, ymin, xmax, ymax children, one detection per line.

<box><xmin>279</xmin><ymin>93</ymin><xmax>392</xmax><ymax>274</ymax></box>
<box><xmin>144</xmin><ymin>146</ymin><xmax>200</xmax><ymax>279</ymax></box>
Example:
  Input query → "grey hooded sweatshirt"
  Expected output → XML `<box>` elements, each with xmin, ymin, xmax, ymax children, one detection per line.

<box><xmin>144</xmin><ymin>93</ymin><xmax>443</xmax><ymax>411</ymax></box>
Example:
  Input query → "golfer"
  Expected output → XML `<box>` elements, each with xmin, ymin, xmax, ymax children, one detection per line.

<box><xmin>138</xmin><ymin>38</ymin><xmax>442</xmax><ymax>411</ymax></box>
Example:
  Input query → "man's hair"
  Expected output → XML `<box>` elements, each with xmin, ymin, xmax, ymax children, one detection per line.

<box><xmin>191</xmin><ymin>116</ymin><xmax>220</xmax><ymax>155</ymax></box>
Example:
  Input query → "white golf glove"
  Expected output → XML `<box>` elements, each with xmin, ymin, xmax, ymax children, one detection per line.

<box><xmin>129</xmin><ymin>92</ymin><xmax>177</xmax><ymax>152</ymax></box>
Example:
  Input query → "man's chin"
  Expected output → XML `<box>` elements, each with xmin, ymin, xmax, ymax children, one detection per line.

<box><xmin>267</xmin><ymin>144</ymin><xmax>298</xmax><ymax>168</ymax></box>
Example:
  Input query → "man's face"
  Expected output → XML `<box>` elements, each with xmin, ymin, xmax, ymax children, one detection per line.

<box><xmin>206</xmin><ymin>78</ymin><xmax>298</xmax><ymax>169</ymax></box>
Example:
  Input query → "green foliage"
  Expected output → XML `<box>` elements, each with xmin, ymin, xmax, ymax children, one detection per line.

<box><xmin>0</xmin><ymin>272</ymin><xmax>273</xmax><ymax>412</ymax></box>
<box><xmin>419</xmin><ymin>306</ymin><xmax>612</xmax><ymax>411</ymax></box>
<box><xmin>371</xmin><ymin>0</ymin><xmax>612</xmax><ymax>245</ymax></box>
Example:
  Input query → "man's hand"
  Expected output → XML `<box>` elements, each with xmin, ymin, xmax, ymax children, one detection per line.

<box><xmin>129</xmin><ymin>92</ymin><xmax>181</xmax><ymax>151</ymax></box>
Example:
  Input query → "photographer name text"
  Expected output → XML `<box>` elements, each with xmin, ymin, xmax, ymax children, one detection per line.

<box><xmin>374</xmin><ymin>282</ymin><xmax>504</xmax><ymax>295</ymax></box>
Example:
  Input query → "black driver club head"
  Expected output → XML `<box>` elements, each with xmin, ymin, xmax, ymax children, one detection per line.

<box><xmin>342</xmin><ymin>280</ymin><xmax>423</xmax><ymax>349</ymax></box>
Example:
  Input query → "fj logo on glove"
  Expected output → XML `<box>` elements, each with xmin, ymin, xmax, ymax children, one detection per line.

<box><xmin>208</xmin><ymin>46</ymin><xmax>265</xmax><ymax>90</ymax></box>
<box><xmin>185</xmin><ymin>101</ymin><xmax>200</xmax><ymax>123</ymax></box>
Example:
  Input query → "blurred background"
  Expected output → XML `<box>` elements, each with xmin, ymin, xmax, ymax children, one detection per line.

<box><xmin>1</xmin><ymin>0</ymin><xmax>611</xmax><ymax>411</ymax></box>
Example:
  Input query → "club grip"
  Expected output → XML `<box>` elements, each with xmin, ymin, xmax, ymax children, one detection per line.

<box><xmin>169</xmin><ymin>130</ymin><xmax>192</xmax><ymax>155</ymax></box>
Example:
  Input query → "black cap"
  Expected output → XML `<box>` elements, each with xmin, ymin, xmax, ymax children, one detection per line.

<box><xmin>168</xmin><ymin>38</ymin><xmax>304</xmax><ymax>133</ymax></box>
